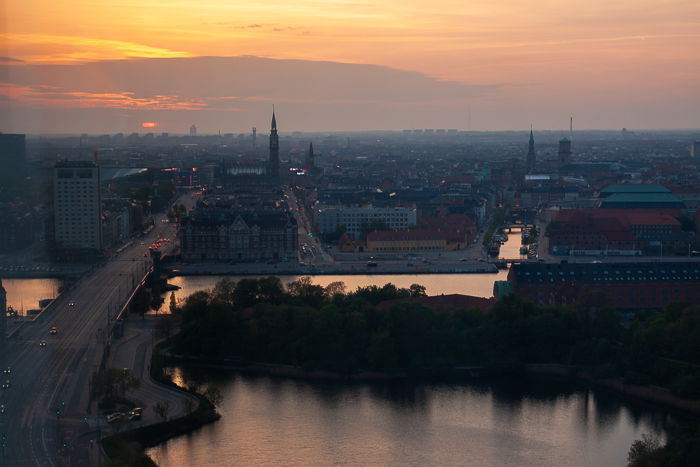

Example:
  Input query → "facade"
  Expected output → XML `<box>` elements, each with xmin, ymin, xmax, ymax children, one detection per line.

<box><xmin>314</xmin><ymin>205</ymin><xmax>417</xmax><ymax>238</ymax></box>
<box><xmin>366</xmin><ymin>230</ymin><xmax>447</xmax><ymax>253</ymax></box>
<box><xmin>53</xmin><ymin>161</ymin><xmax>102</xmax><ymax>251</ymax></box>
<box><xmin>548</xmin><ymin>209</ymin><xmax>682</xmax><ymax>256</ymax></box>
<box><xmin>179</xmin><ymin>210</ymin><xmax>297</xmax><ymax>262</ymax></box>
<box><xmin>502</xmin><ymin>261</ymin><xmax>700</xmax><ymax>310</ymax></box>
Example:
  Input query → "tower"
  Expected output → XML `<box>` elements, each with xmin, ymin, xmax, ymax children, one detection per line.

<box><xmin>558</xmin><ymin>138</ymin><xmax>571</xmax><ymax>165</ymax></box>
<box><xmin>189</xmin><ymin>124</ymin><xmax>197</xmax><ymax>137</ymax></box>
<box><xmin>305</xmin><ymin>141</ymin><xmax>315</xmax><ymax>173</ymax></box>
<box><xmin>252</xmin><ymin>127</ymin><xmax>257</xmax><ymax>149</ymax></box>
<box><xmin>269</xmin><ymin>110</ymin><xmax>279</xmax><ymax>177</ymax></box>
<box><xmin>526</xmin><ymin>127</ymin><xmax>536</xmax><ymax>171</ymax></box>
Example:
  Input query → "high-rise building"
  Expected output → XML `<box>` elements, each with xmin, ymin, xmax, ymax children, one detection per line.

<box><xmin>526</xmin><ymin>128</ymin><xmax>536</xmax><ymax>171</ymax></box>
<box><xmin>189</xmin><ymin>124</ymin><xmax>197</xmax><ymax>136</ymax></box>
<box><xmin>53</xmin><ymin>161</ymin><xmax>102</xmax><ymax>251</ymax></box>
<box><xmin>0</xmin><ymin>133</ymin><xmax>27</xmax><ymax>188</ymax></box>
<box><xmin>558</xmin><ymin>138</ymin><xmax>571</xmax><ymax>165</ymax></box>
<box><xmin>252</xmin><ymin>127</ymin><xmax>257</xmax><ymax>148</ymax></box>
<box><xmin>269</xmin><ymin>110</ymin><xmax>279</xmax><ymax>177</ymax></box>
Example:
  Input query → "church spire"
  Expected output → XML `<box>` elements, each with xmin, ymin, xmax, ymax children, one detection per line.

<box><xmin>526</xmin><ymin>125</ymin><xmax>536</xmax><ymax>171</ymax></box>
<box><xmin>271</xmin><ymin>105</ymin><xmax>277</xmax><ymax>131</ymax></box>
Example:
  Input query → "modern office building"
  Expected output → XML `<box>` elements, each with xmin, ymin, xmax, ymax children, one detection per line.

<box><xmin>53</xmin><ymin>161</ymin><xmax>102</xmax><ymax>251</ymax></box>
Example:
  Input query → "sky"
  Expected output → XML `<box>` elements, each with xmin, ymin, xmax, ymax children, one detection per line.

<box><xmin>1</xmin><ymin>0</ymin><xmax>699</xmax><ymax>133</ymax></box>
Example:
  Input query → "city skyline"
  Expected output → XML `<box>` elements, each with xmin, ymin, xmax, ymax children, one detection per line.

<box><xmin>2</xmin><ymin>1</ymin><xmax>699</xmax><ymax>133</ymax></box>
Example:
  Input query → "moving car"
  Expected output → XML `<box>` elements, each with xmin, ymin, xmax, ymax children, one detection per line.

<box><xmin>39</xmin><ymin>341</ymin><xmax>47</xmax><ymax>347</ymax></box>
<box><xmin>49</xmin><ymin>326</ymin><xmax>58</xmax><ymax>335</ymax></box>
<box><xmin>128</xmin><ymin>408</ymin><xmax>143</xmax><ymax>420</ymax></box>
<box><xmin>1</xmin><ymin>380</ymin><xmax>10</xmax><ymax>389</ymax></box>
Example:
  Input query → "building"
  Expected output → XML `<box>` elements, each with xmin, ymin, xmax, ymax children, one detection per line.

<box><xmin>548</xmin><ymin>209</ymin><xmax>683</xmax><ymax>255</ymax></box>
<box><xmin>53</xmin><ymin>161</ymin><xmax>102</xmax><ymax>251</ymax></box>
<box><xmin>314</xmin><ymin>205</ymin><xmax>417</xmax><ymax>238</ymax></box>
<box><xmin>600</xmin><ymin>193</ymin><xmax>684</xmax><ymax>209</ymax></box>
<box><xmin>526</xmin><ymin>128</ymin><xmax>536</xmax><ymax>171</ymax></box>
<box><xmin>304</xmin><ymin>142</ymin><xmax>316</xmax><ymax>174</ymax></box>
<box><xmin>558</xmin><ymin>138</ymin><xmax>571</xmax><ymax>165</ymax></box>
<box><xmin>366</xmin><ymin>230</ymin><xmax>447</xmax><ymax>253</ymax></box>
<box><xmin>179</xmin><ymin>209</ymin><xmax>297</xmax><ymax>262</ymax></box>
<box><xmin>189</xmin><ymin>124</ymin><xmax>197</xmax><ymax>136</ymax></box>
<box><xmin>0</xmin><ymin>133</ymin><xmax>26</xmax><ymax>189</ymax></box>
<box><xmin>269</xmin><ymin>111</ymin><xmax>280</xmax><ymax>178</ymax></box>
<box><xmin>500</xmin><ymin>261</ymin><xmax>700</xmax><ymax>310</ymax></box>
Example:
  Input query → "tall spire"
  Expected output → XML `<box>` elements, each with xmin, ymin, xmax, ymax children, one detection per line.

<box><xmin>269</xmin><ymin>107</ymin><xmax>279</xmax><ymax>177</ymax></box>
<box><xmin>526</xmin><ymin>125</ymin><xmax>536</xmax><ymax>171</ymax></box>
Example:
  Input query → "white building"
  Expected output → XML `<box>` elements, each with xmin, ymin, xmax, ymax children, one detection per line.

<box><xmin>53</xmin><ymin>161</ymin><xmax>102</xmax><ymax>250</ymax></box>
<box><xmin>314</xmin><ymin>205</ymin><xmax>417</xmax><ymax>238</ymax></box>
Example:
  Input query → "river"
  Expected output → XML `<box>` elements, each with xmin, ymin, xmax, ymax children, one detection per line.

<box><xmin>147</xmin><ymin>369</ymin><xmax>675</xmax><ymax>467</ymax></box>
<box><xmin>0</xmin><ymin>278</ymin><xmax>61</xmax><ymax>316</ymax></box>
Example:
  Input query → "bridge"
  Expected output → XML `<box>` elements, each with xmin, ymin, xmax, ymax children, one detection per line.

<box><xmin>0</xmin><ymin>206</ymin><xmax>186</xmax><ymax>466</ymax></box>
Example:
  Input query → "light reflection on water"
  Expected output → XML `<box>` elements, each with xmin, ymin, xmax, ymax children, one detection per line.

<box><xmin>1</xmin><ymin>278</ymin><xmax>62</xmax><ymax>316</ymax></box>
<box><xmin>147</xmin><ymin>369</ymin><xmax>674</xmax><ymax>467</ymax></box>
<box><xmin>161</xmin><ymin>232</ymin><xmax>521</xmax><ymax>307</ymax></box>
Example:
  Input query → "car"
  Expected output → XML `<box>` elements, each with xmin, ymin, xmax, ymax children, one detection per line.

<box><xmin>2</xmin><ymin>367</ymin><xmax>10</xmax><ymax>375</ymax></box>
<box><xmin>39</xmin><ymin>341</ymin><xmax>47</xmax><ymax>347</ymax></box>
<box><xmin>0</xmin><ymin>404</ymin><xmax>5</xmax><ymax>413</ymax></box>
<box><xmin>68</xmin><ymin>301</ymin><xmax>75</xmax><ymax>307</ymax></box>
<box><xmin>128</xmin><ymin>407</ymin><xmax>143</xmax><ymax>420</ymax></box>
<box><xmin>49</xmin><ymin>326</ymin><xmax>58</xmax><ymax>335</ymax></box>
<box><xmin>1</xmin><ymin>380</ymin><xmax>10</xmax><ymax>389</ymax></box>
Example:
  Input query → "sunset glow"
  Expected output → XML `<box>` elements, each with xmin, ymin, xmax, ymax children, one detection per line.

<box><xmin>2</xmin><ymin>0</ymin><xmax>699</xmax><ymax>132</ymax></box>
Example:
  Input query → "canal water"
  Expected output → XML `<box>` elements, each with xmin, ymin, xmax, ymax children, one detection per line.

<box><xmin>0</xmin><ymin>278</ymin><xmax>61</xmax><ymax>316</ymax></box>
<box><xmin>146</xmin><ymin>369</ymin><xmax>675</xmax><ymax>467</ymax></box>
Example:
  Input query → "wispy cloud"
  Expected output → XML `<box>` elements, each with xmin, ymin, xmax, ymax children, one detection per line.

<box><xmin>2</xmin><ymin>34</ymin><xmax>192</xmax><ymax>63</ymax></box>
<box><xmin>0</xmin><ymin>82</ymin><xmax>207</xmax><ymax>110</ymax></box>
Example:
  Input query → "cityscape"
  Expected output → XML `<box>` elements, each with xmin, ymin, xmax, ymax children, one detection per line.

<box><xmin>2</xmin><ymin>1</ymin><xmax>700</xmax><ymax>466</ymax></box>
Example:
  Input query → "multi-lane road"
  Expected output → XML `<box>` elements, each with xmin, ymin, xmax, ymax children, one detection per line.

<box><xmin>0</xmin><ymin>209</ymin><xmax>184</xmax><ymax>466</ymax></box>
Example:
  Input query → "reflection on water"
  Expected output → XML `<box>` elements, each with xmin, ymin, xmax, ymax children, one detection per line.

<box><xmin>148</xmin><ymin>369</ymin><xmax>675</xmax><ymax>467</ymax></box>
<box><xmin>164</xmin><ymin>270</ymin><xmax>510</xmax><ymax>308</ymax></box>
<box><xmin>1</xmin><ymin>278</ymin><xmax>62</xmax><ymax>316</ymax></box>
<box><xmin>162</xmin><ymin>232</ymin><xmax>522</xmax><ymax>306</ymax></box>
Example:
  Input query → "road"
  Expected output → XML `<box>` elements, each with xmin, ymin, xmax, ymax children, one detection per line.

<box><xmin>0</xmin><ymin>196</ymin><xmax>189</xmax><ymax>467</ymax></box>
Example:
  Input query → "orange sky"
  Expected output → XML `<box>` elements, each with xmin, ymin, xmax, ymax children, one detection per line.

<box><xmin>2</xmin><ymin>0</ymin><xmax>700</xmax><ymax>132</ymax></box>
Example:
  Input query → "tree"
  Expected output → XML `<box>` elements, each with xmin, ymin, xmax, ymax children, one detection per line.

<box><xmin>153</xmin><ymin>401</ymin><xmax>171</xmax><ymax>421</ymax></box>
<box><xmin>92</xmin><ymin>368</ymin><xmax>140</xmax><ymax>399</ymax></box>
<box><xmin>627</xmin><ymin>434</ymin><xmax>661</xmax><ymax>466</ymax></box>
<box><xmin>169</xmin><ymin>291</ymin><xmax>178</xmax><ymax>314</ymax></box>
<box><xmin>409</xmin><ymin>284</ymin><xmax>427</xmax><ymax>297</ymax></box>
<box><xmin>203</xmin><ymin>385</ymin><xmax>223</xmax><ymax>408</ymax></box>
